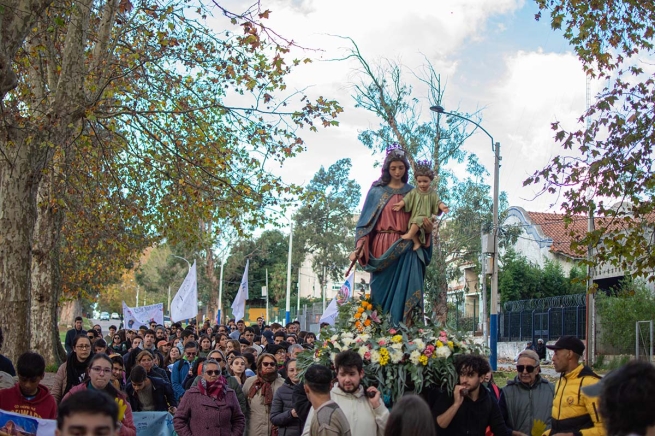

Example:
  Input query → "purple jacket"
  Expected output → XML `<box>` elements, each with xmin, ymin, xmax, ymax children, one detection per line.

<box><xmin>173</xmin><ymin>384</ymin><xmax>245</xmax><ymax>436</ymax></box>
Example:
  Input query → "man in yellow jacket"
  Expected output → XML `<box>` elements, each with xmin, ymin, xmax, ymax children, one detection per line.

<box><xmin>544</xmin><ymin>336</ymin><xmax>604</xmax><ymax>436</ymax></box>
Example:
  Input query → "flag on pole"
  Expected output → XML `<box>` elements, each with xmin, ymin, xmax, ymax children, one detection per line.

<box><xmin>231</xmin><ymin>259</ymin><xmax>249</xmax><ymax>321</ymax></box>
<box><xmin>170</xmin><ymin>261</ymin><xmax>198</xmax><ymax>322</ymax></box>
<box><xmin>320</xmin><ymin>272</ymin><xmax>354</xmax><ymax>325</ymax></box>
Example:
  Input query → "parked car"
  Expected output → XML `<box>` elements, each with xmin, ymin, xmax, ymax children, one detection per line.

<box><xmin>111</xmin><ymin>312</ymin><xmax>120</xmax><ymax>320</ymax></box>
<box><xmin>100</xmin><ymin>312</ymin><xmax>110</xmax><ymax>321</ymax></box>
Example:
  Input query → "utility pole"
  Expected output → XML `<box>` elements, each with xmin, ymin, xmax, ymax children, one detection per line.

<box><xmin>167</xmin><ymin>285</ymin><xmax>171</xmax><ymax>318</ymax></box>
<box><xmin>285</xmin><ymin>223</ymin><xmax>293</xmax><ymax>325</ymax></box>
<box><xmin>266</xmin><ymin>269</ymin><xmax>270</xmax><ymax>323</ymax></box>
<box><xmin>490</xmin><ymin>141</ymin><xmax>501</xmax><ymax>371</ymax></box>
<box><xmin>136</xmin><ymin>285</ymin><xmax>139</xmax><ymax>307</ymax></box>
<box><xmin>218</xmin><ymin>258</ymin><xmax>225</xmax><ymax>324</ymax></box>
<box><xmin>480</xmin><ymin>228</ymin><xmax>488</xmax><ymax>345</ymax></box>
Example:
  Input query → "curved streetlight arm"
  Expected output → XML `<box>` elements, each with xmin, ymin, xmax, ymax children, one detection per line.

<box><xmin>430</xmin><ymin>106</ymin><xmax>495</xmax><ymax>151</ymax></box>
<box><xmin>170</xmin><ymin>254</ymin><xmax>192</xmax><ymax>269</ymax></box>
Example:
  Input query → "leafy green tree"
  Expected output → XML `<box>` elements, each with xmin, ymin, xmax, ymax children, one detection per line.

<box><xmin>221</xmin><ymin>229</ymin><xmax>301</xmax><ymax>315</ymax></box>
<box><xmin>293</xmin><ymin>158</ymin><xmax>361</xmax><ymax>293</ymax></box>
<box><xmin>527</xmin><ymin>1</ymin><xmax>655</xmax><ymax>283</ymax></box>
<box><xmin>0</xmin><ymin>1</ymin><xmax>342</xmax><ymax>362</ymax></box>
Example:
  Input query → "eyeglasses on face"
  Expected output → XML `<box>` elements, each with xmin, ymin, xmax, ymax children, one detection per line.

<box><xmin>261</xmin><ymin>361</ymin><xmax>276</xmax><ymax>367</ymax></box>
<box><xmin>90</xmin><ymin>366</ymin><xmax>112</xmax><ymax>374</ymax></box>
<box><xmin>517</xmin><ymin>365</ymin><xmax>537</xmax><ymax>373</ymax></box>
<box><xmin>185</xmin><ymin>352</ymin><xmax>197</xmax><ymax>357</ymax></box>
<box><xmin>76</xmin><ymin>345</ymin><xmax>91</xmax><ymax>349</ymax></box>
<box><xmin>205</xmin><ymin>370</ymin><xmax>220</xmax><ymax>376</ymax></box>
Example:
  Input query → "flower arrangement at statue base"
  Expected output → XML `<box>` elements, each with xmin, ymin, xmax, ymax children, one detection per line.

<box><xmin>297</xmin><ymin>294</ymin><xmax>486</xmax><ymax>404</ymax></box>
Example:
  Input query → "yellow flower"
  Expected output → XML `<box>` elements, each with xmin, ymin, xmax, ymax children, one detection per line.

<box><xmin>447</xmin><ymin>341</ymin><xmax>454</xmax><ymax>350</ymax></box>
<box><xmin>391</xmin><ymin>335</ymin><xmax>403</xmax><ymax>343</ymax></box>
<box><xmin>436</xmin><ymin>341</ymin><xmax>443</xmax><ymax>347</ymax></box>
<box><xmin>419</xmin><ymin>355</ymin><xmax>428</xmax><ymax>366</ymax></box>
<box><xmin>379</xmin><ymin>347</ymin><xmax>390</xmax><ymax>366</ymax></box>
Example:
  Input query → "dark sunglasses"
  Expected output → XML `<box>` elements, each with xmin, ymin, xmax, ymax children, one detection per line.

<box><xmin>262</xmin><ymin>362</ymin><xmax>276</xmax><ymax>367</ymax></box>
<box><xmin>205</xmin><ymin>370</ymin><xmax>220</xmax><ymax>376</ymax></box>
<box><xmin>517</xmin><ymin>365</ymin><xmax>537</xmax><ymax>373</ymax></box>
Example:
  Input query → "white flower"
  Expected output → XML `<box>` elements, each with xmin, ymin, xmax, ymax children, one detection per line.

<box><xmin>357</xmin><ymin>347</ymin><xmax>368</xmax><ymax>359</ymax></box>
<box><xmin>331</xmin><ymin>335</ymin><xmax>339</xmax><ymax>342</ymax></box>
<box><xmin>390</xmin><ymin>349</ymin><xmax>404</xmax><ymax>364</ymax></box>
<box><xmin>414</xmin><ymin>339</ymin><xmax>426</xmax><ymax>352</ymax></box>
<box><xmin>359</xmin><ymin>334</ymin><xmax>370</xmax><ymax>342</ymax></box>
<box><xmin>370</xmin><ymin>350</ymin><xmax>381</xmax><ymax>364</ymax></box>
<box><xmin>436</xmin><ymin>345</ymin><xmax>452</xmax><ymax>359</ymax></box>
<box><xmin>409</xmin><ymin>350</ymin><xmax>421</xmax><ymax>365</ymax></box>
<box><xmin>391</xmin><ymin>343</ymin><xmax>403</xmax><ymax>351</ymax></box>
<box><xmin>330</xmin><ymin>352</ymin><xmax>337</xmax><ymax>363</ymax></box>
<box><xmin>340</xmin><ymin>332</ymin><xmax>354</xmax><ymax>339</ymax></box>
<box><xmin>342</xmin><ymin>337</ymin><xmax>354</xmax><ymax>347</ymax></box>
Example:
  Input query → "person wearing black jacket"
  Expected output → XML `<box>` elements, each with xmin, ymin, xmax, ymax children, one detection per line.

<box><xmin>64</xmin><ymin>317</ymin><xmax>87</xmax><ymax>355</ymax></box>
<box><xmin>271</xmin><ymin>359</ymin><xmax>301</xmax><ymax>436</ymax></box>
<box><xmin>126</xmin><ymin>365</ymin><xmax>177</xmax><ymax>413</ymax></box>
<box><xmin>433</xmin><ymin>355</ymin><xmax>509</xmax><ymax>436</ymax></box>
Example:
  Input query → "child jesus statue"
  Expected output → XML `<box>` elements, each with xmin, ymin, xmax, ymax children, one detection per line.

<box><xmin>392</xmin><ymin>160</ymin><xmax>449</xmax><ymax>250</ymax></box>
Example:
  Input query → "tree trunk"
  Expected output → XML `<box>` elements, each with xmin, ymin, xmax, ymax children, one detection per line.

<box><xmin>432</xmin><ymin>230</ymin><xmax>448</xmax><ymax>326</ymax></box>
<box><xmin>60</xmin><ymin>299</ymin><xmax>83</xmax><ymax>328</ymax></box>
<box><xmin>0</xmin><ymin>129</ymin><xmax>39</xmax><ymax>361</ymax></box>
<box><xmin>30</xmin><ymin>152</ymin><xmax>66</xmax><ymax>365</ymax></box>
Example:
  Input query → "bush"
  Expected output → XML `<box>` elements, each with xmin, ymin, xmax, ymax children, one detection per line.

<box><xmin>596</xmin><ymin>278</ymin><xmax>655</xmax><ymax>352</ymax></box>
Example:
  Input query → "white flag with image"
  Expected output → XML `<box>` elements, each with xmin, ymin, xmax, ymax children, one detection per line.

<box><xmin>320</xmin><ymin>272</ymin><xmax>354</xmax><ymax>325</ymax></box>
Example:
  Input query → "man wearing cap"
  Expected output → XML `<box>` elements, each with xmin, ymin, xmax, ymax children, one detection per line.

<box><xmin>500</xmin><ymin>349</ymin><xmax>554</xmax><ymax>436</ymax></box>
<box><xmin>544</xmin><ymin>335</ymin><xmax>604</xmax><ymax>436</ymax></box>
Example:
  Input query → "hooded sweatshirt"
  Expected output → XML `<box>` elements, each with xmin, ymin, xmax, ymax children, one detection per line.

<box><xmin>0</xmin><ymin>383</ymin><xmax>57</xmax><ymax>419</ymax></box>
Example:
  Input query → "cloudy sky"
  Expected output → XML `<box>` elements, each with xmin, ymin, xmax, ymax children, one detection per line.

<box><xmin>225</xmin><ymin>0</ymin><xmax>594</xmax><ymax>213</ymax></box>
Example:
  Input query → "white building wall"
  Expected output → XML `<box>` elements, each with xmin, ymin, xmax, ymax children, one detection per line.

<box><xmin>503</xmin><ymin>207</ymin><xmax>577</xmax><ymax>275</ymax></box>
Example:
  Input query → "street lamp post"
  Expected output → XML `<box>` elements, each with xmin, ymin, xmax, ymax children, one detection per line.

<box><xmin>285</xmin><ymin>221</ymin><xmax>293</xmax><ymax>325</ymax></box>
<box><xmin>430</xmin><ymin>105</ymin><xmax>501</xmax><ymax>370</ymax></box>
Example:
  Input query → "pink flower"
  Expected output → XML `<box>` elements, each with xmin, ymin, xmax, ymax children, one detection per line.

<box><xmin>419</xmin><ymin>329</ymin><xmax>424</xmax><ymax>334</ymax></box>
<box><xmin>378</xmin><ymin>339</ymin><xmax>387</xmax><ymax>346</ymax></box>
<box><xmin>370</xmin><ymin>311</ymin><xmax>381</xmax><ymax>323</ymax></box>
<box><xmin>389</xmin><ymin>328</ymin><xmax>397</xmax><ymax>335</ymax></box>
<box><xmin>439</xmin><ymin>331</ymin><xmax>447</xmax><ymax>336</ymax></box>
<box><xmin>364</xmin><ymin>351</ymin><xmax>371</xmax><ymax>360</ymax></box>
<box><xmin>424</xmin><ymin>344</ymin><xmax>435</xmax><ymax>357</ymax></box>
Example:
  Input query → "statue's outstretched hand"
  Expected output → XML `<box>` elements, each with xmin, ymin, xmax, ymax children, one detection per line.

<box><xmin>392</xmin><ymin>201</ymin><xmax>404</xmax><ymax>211</ymax></box>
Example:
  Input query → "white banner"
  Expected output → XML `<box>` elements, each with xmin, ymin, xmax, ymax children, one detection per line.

<box><xmin>170</xmin><ymin>260</ymin><xmax>198</xmax><ymax>322</ymax></box>
<box><xmin>231</xmin><ymin>260</ymin><xmax>249</xmax><ymax>321</ymax></box>
<box><xmin>122</xmin><ymin>302</ymin><xmax>164</xmax><ymax>330</ymax></box>
<box><xmin>320</xmin><ymin>272</ymin><xmax>354</xmax><ymax>325</ymax></box>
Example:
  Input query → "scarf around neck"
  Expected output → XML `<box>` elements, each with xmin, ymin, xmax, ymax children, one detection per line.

<box><xmin>198</xmin><ymin>376</ymin><xmax>227</xmax><ymax>401</ymax></box>
<box><xmin>248</xmin><ymin>371</ymin><xmax>278</xmax><ymax>406</ymax></box>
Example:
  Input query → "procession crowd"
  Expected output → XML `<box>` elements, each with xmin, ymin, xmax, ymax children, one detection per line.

<box><xmin>0</xmin><ymin>318</ymin><xmax>654</xmax><ymax>436</ymax></box>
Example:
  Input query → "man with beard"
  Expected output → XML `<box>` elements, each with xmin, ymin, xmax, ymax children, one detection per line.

<box><xmin>544</xmin><ymin>336</ymin><xmax>603</xmax><ymax>436</ymax></box>
<box><xmin>301</xmin><ymin>350</ymin><xmax>388</xmax><ymax>436</ymax></box>
<box><xmin>499</xmin><ymin>350</ymin><xmax>554</xmax><ymax>436</ymax></box>
<box><xmin>433</xmin><ymin>354</ymin><xmax>509</xmax><ymax>436</ymax></box>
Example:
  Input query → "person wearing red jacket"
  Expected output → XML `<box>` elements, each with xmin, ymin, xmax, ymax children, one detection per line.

<box><xmin>0</xmin><ymin>352</ymin><xmax>57</xmax><ymax>419</ymax></box>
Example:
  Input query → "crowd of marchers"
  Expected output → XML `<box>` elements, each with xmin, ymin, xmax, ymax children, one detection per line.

<box><xmin>1</xmin><ymin>318</ymin><xmax>655</xmax><ymax>436</ymax></box>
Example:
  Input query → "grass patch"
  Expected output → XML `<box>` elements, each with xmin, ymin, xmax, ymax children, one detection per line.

<box><xmin>493</xmin><ymin>371</ymin><xmax>513</xmax><ymax>388</ymax></box>
<box><xmin>45</xmin><ymin>363</ymin><xmax>60</xmax><ymax>373</ymax></box>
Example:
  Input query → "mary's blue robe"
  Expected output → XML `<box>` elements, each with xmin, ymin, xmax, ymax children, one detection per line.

<box><xmin>355</xmin><ymin>183</ymin><xmax>432</xmax><ymax>324</ymax></box>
